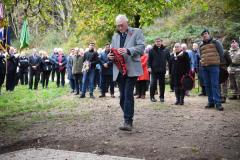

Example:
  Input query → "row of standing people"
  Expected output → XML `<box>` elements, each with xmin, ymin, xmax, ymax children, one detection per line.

<box><xmin>0</xmin><ymin>47</ymin><xmax>68</xmax><ymax>94</ymax></box>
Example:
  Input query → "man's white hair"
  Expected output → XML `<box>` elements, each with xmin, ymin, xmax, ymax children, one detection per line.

<box><xmin>116</xmin><ymin>14</ymin><xmax>128</xmax><ymax>24</ymax></box>
<box><xmin>181</xmin><ymin>43</ymin><xmax>188</xmax><ymax>49</ymax></box>
<box><xmin>53</xmin><ymin>48</ymin><xmax>58</xmax><ymax>52</ymax></box>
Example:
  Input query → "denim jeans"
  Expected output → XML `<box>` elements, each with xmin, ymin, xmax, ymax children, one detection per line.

<box><xmin>117</xmin><ymin>73</ymin><xmax>137</xmax><ymax>124</ymax></box>
<box><xmin>202</xmin><ymin>65</ymin><xmax>221</xmax><ymax>106</ymax></box>
<box><xmin>82</xmin><ymin>69</ymin><xmax>95</xmax><ymax>95</ymax></box>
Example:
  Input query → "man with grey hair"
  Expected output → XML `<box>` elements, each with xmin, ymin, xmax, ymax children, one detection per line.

<box><xmin>28</xmin><ymin>48</ymin><xmax>42</xmax><ymax>90</ymax></box>
<box><xmin>108</xmin><ymin>14</ymin><xmax>145</xmax><ymax>131</ymax></box>
<box><xmin>50</xmin><ymin>48</ymin><xmax>58</xmax><ymax>82</ymax></box>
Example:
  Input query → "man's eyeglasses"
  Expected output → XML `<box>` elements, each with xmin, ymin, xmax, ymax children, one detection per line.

<box><xmin>117</xmin><ymin>24</ymin><xmax>124</xmax><ymax>28</ymax></box>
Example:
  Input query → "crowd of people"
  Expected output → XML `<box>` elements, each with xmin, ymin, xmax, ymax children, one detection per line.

<box><xmin>0</xmin><ymin>14</ymin><xmax>240</xmax><ymax>131</ymax></box>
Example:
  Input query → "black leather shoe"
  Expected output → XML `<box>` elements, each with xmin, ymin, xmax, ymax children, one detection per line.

<box><xmin>80</xmin><ymin>94</ymin><xmax>85</xmax><ymax>98</ymax></box>
<box><xmin>220</xmin><ymin>97</ymin><xmax>226</xmax><ymax>103</ymax></box>
<box><xmin>174</xmin><ymin>102</ymin><xmax>179</xmax><ymax>105</ymax></box>
<box><xmin>205</xmin><ymin>103</ymin><xmax>214</xmax><ymax>108</ymax></box>
<box><xmin>179</xmin><ymin>99</ymin><xmax>184</xmax><ymax>105</ymax></box>
<box><xmin>150</xmin><ymin>97</ymin><xmax>157</xmax><ymax>102</ymax></box>
<box><xmin>74</xmin><ymin>92</ymin><xmax>79</xmax><ymax>95</ymax></box>
<box><xmin>160</xmin><ymin>98</ymin><xmax>164</xmax><ymax>102</ymax></box>
<box><xmin>119</xmin><ymin>123</ymin><xmax>132</xmax><ymax>131</ymax></box>
<box><xmin>198</xmin><ymin>93</ymin><xmax>206</xmax><ymax>96</ymax></box>
<box><xmin>90</xmin><ymin>94</ymin><xmax>95</xmax><ymax>99</ymax></box>
<box><xmin>99</xmin><ymin>95</ymin><xmax>105</xmax><ymax>98</ymax></box>
<box><xmin>216</xmin><ymin>105</ymin><xmax>224</xmax><ymax>111</ymax></box>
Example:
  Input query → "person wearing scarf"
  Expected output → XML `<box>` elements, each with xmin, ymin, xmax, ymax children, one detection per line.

<box><xmin>170</xmin><ymin>43</ymin><xmax>190</xmax><ymax>105</ymax></box>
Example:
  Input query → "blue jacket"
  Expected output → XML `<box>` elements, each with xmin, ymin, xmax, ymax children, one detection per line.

<box><xmin>187</xmin><ymin>50</ymin><xmax>198</xmax><ymax>70</ymax></box>
<box><xmin>52</xmin><ymin>54</ymin><xmax>67</xmax><ymax>71</ymax></box>
<box><xmin>99</xmin><ymin>51</ymin><xmax>113</xmax><ymax>75</ymax></box>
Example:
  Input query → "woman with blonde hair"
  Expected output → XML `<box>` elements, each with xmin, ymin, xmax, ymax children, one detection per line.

<box><xmin>169</xmin><ymin>43</ymin><xmax>191</xmax><ymax>105</ymax></box>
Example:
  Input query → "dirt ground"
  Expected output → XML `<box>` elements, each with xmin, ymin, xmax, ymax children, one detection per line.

<box><xmin>0</xmin><ymin>90</ymin><xmax>240</xmax><ymax>160</ymax></box>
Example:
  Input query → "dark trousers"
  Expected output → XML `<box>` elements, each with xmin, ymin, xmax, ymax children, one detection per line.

<box><xmin>117</xmin><ymin>73</ymin><xmax>137</xmax><ymax>124</ymax></box>
<box><xmin>42</xmin><ymin>71</ymin><xmax>51</xmax><ymax>88</ymax></box>
<box><xmin>6</xmin><ymin>72</ymin><xmax>16</xmax><ymax>91</ymax></box>
<box><xmin>20</xmin><ymin>71</ymin><xmax>28</xmax><ymax>85</ymax></box>
<box><xmin>101</xmin><ymin>74</ymin><xmax>114</xmax><ymax>95</ymax></box>
<box><xmin>29</xmin><ymin>70</ymin><xmax>40</xmax><ymax>90</ymax></box>
<box><xmin>169</xmin><ymin>74</ymin><xmax>174</xmax><ymax>91</ymax></box>
<box><xmin>51</xmin><ymin>68</ymin><xmax>56</xmax><ymax>82</ymax></box>
<box><xmin>0</xmin><ymin>73</ymin><xmax>5</xmax><ymax>86</ymax></box>
<box><xmin>150</xmin><ymin>72</ymin><xmax>165</xmax><ymax>99</ymax></box>
<box><xmin>136</xmin><ymin>80</ymin><xmax>148</xmax><ymax>96</ymax></box>
<box><xmin>15</xmin><ymin>72</ymin><xmax>20</xmax><ymax>86</ymax></box>
<box><xmin>94</xmin><ymin>69</ymin><xmax>100</xmax><ymax>88</ymax></box>
<box><xmin>56</xmin><ymin>70</ymin><xmax>66</xmax><ymax>87</ymax></box>
<box><xmin>74</xmin><ymin>73</ymin><xmax>83</xmax><ymax>94</ymax></box>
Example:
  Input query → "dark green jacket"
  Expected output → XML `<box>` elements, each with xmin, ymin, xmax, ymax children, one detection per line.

<box><xmin>72</xmin><ymin>55</ymin><xmax>84</xmax><ymax>74</ymax></box>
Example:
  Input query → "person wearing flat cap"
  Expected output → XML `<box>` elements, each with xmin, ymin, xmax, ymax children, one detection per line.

<box><xmin>199</xmin><ymin>29</ymin><xmax>224</xmax><ymax>111</ymax></box>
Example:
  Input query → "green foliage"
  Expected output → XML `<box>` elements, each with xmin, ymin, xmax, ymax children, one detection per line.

<box><xmin>144</xmin><ymin>0</ymin><xmax>240</xmax><ymax>46</ymax></box>
<box><xmin>2</xmin><ymin>0</ymin><xmax>240</xmax><ymax>50</ymax></box>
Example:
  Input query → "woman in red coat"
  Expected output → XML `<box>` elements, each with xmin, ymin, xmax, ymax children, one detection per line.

<box><xmin>136</xmin><ymin>53</ymin><xmax>149</xmax><ymax>99</ymax></box>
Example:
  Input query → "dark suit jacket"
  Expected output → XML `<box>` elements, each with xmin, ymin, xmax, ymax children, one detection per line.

<box><xmin>29</xmin><ymin>55</ymin><xmax>42</xmax><ymax>72</ymax></box>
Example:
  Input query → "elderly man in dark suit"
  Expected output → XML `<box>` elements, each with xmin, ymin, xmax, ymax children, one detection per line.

<box><xmin>29</xmin><ymin>49</ymin><xmax>42</xmax><ymax>90</ymax></box>
<box><xmin>109</xmin><ymin>14</ymin><xmax>145</xmax><ymax>131</ymax></box>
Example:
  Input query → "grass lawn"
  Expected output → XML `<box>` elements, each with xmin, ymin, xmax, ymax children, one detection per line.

<box><xmin>0</xmin><ymin>82</ymin><xmax>74</xmax><ymax>119</ymax></box>
<box><xmin>0</xmin><ymin>79</ymin><xmax>202</xmax><ymax>119</ymax></box>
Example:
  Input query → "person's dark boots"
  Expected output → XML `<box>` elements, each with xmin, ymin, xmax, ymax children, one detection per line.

<box><xmin>160</xmin><ymin>98</ymin><xmax>164</xmax><ymax>102</ymax></box>
<box><xmin>199</xmin><ymin>86</ymin><xmax>206</xmax><ymax>96</ymax></box>
<box><xmin>175</xmin><ymin>89</ymin><xmax>180</xmax><ymax>105</ymax></box>
<box><xmin>74</xmin><ymin>92</ymin><xmax>79</xmax><ymax>95</ymax></box>
<box><xmin>136</xmin><ymin>94</ymin><xmax>142</xmax><ymax>99</ymax></box>
<box><xmin>119</xmin><ymin>122</ymin><xmax>133</xmax><ymax>131</ymax></box>
<box><xmin>80</xmin><ymin>94</ymin><xmax>85</xmax><ymax>98</ymax></box>
<box><xmin>205</xmin><ymin>103</ymin><xmax>215</xmax><ymax>108</ymax></box>
<box><xmin>220</xmin><ymin>96</ymin><xmax>226</xmax><ymax>103</ymax></box>
<box><xmin>90</xmin><ymin>94</ymin><xmax>95</xmax><ymax>99</ymax></box>
<box><xmin>179</xmin><ymin>90</ymin><xmax>185</xmax><ymax>105</ymax></box>
<box><xmin>99</xmin><ymin>94</ymin><xmax>105</xmax><ymax>98</ymax></box>
<box><xmin>216</xmin><ymin>104</ymin><xmax>224</xmax><ymax>111</ymax></box>
<box><xmin>179</xmin><ymin>98</ymin><xmax>184</xmax><ymax>105</ymax></box>
<box><xmin>150</xmin><ymin>97</ymin><xmax>157</xmax><ymax>102</ymax></box>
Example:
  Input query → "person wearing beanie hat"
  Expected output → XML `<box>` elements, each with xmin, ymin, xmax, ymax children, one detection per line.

<box><xmin>201</xmin><ymin>29</ymin><xmax>209</xmax><ymax>36</ymax></box>
<box><xmin>199</xmin><ymin>29</ymin><xmax>225</xmax><ymax>111</ymax></box>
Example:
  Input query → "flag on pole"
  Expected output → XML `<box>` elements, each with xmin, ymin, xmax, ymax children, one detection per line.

<box><xmin>20</xmin><ymin>18</ymin><xmax>30</xmax><ymax>50</ymax></box>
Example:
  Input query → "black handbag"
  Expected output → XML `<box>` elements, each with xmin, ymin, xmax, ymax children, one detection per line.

<box><xmin>181</xmin><ymin>74</ymin><xmax>194</xmax><ymax>90</ymax></box>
